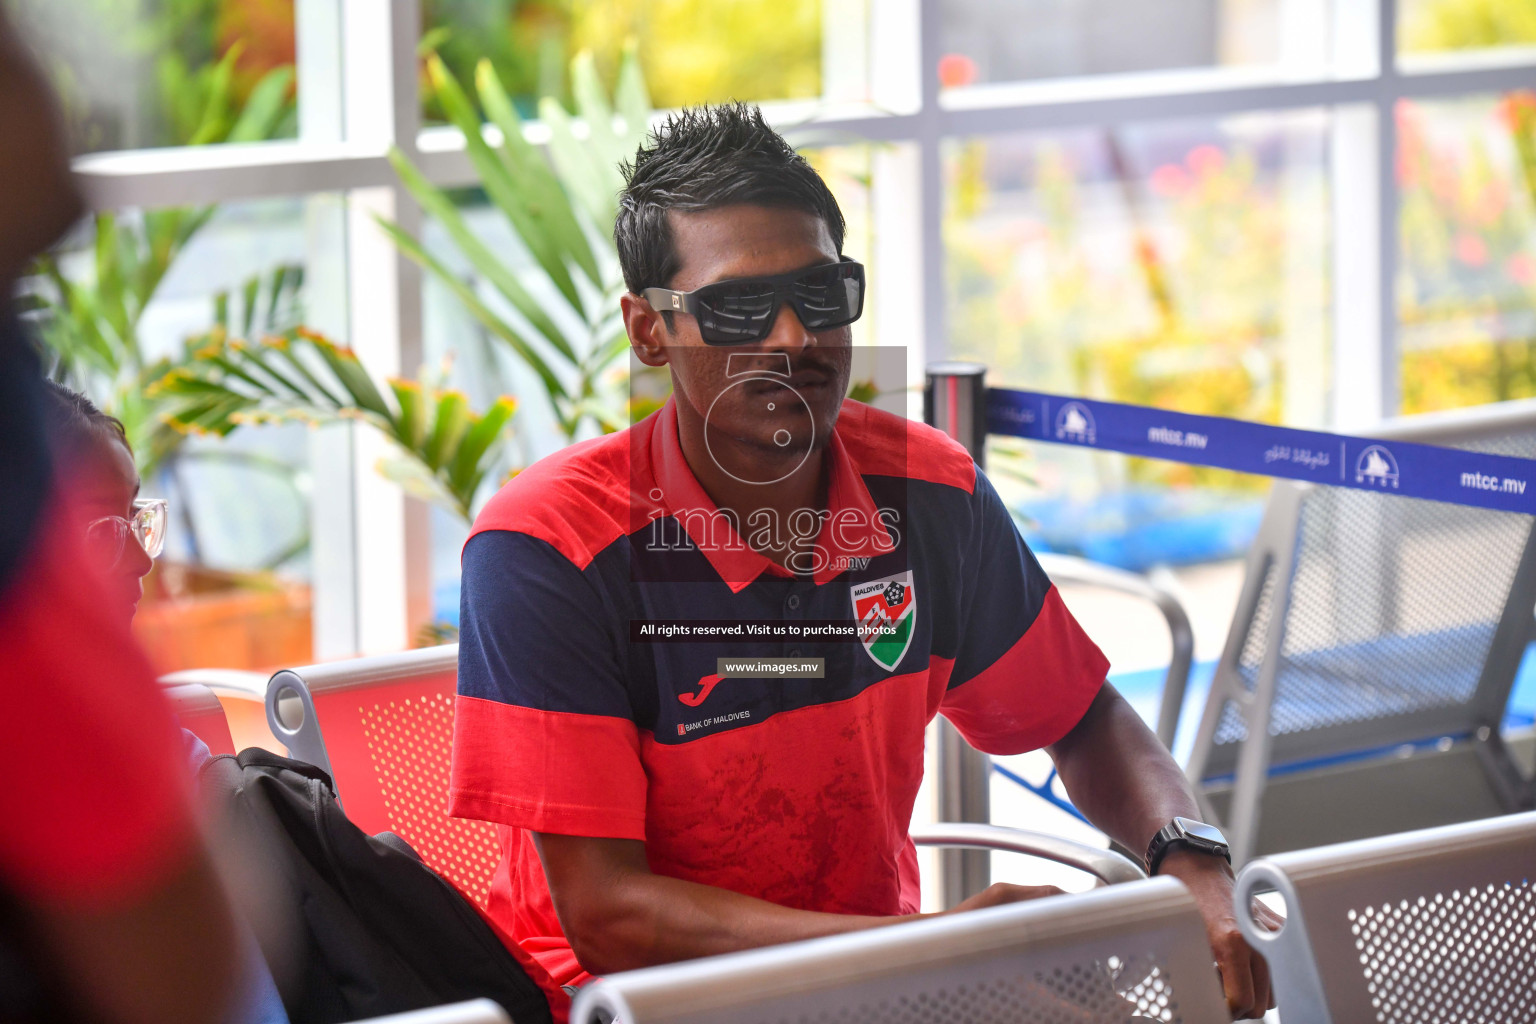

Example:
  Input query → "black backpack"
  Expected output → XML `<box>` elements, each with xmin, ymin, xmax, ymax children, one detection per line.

<box><xmin>199</xmin><ymin>748</ymin><xmax>551</xmax><ymax>1024</ymax></box>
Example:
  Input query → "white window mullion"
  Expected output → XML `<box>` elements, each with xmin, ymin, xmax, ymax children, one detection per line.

<box><xmin>1331</xmin><ymin>102</ymin><xmax>1386</xmax><ymax>429</ymax></box>
<box><xmin>859</xmin><ymin>0</ymin><xmax>927</xmax><ymax>413</ymax></box>
<box><xmin>917</xmin><ymin>0</ymin><xmax>946</xmax><ymax>366</ymax></box>
<box><xmin>1330</xmin><ymin>0</ymin><xmax>1397</xmax><ymax>429</ymax></box>
<box><xmin>312</xmin><ymin>0</ymin><xmax>432</xmax><ymax>656</ymax></box>
<box><xmin>298</xmin><ymin>0</ymin><xmax>357</xmax><ymax>660</ymax></box>
<box><xmin>1375</xmin><ymin>0</ymin><xmax>1401</xmax><ymax>418</ymax></box>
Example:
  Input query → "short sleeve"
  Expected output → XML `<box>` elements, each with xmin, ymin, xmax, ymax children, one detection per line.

<box><xmin>939</xmin><ymin>468</ymin><xmax>1108</xmax><ymax>755</ymax></box>
<box><xmin>449</xmin><ymin>529</ymin><xmax>648</xmax><ymax>840</ymax></box>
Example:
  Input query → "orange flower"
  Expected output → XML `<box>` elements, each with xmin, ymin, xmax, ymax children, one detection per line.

<box><xmin>1496</xmin><ymin>91</ymin><xmax>1536</xmax><ymax>133</ymax></box>
<box><xmin>216</xmin><ymin>0</ymin><xmax>296</xmax><ymax>102</ymax></box>
<box><xmin>937</xmin><ymin>54</ymin><xmax>978</xmax><ymax>90</ymax></box>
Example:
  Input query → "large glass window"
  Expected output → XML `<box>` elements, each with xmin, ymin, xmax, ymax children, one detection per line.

<box><xmin>8</xmin><ymin>0</ymin><xmax>297</xmax><ymax>154</ymax></box>
<box><xmin>11</xmin><ymin>1</ymin><xmax>1534</xmax><ymax>658</ymax></box>
<box><xmin>420</xmin><ymin>191</ymin><xmax>557</xmax><ymax>629</ymax></box>
<box><xmin>945</xmin><ymin>114</ymin><xmax>1331</xmax><ymax>421</ymax></box>
<box><xmin>20</xmin><ymin>194</ymin><xmax>333</xmax><ymax>670</ymax></box>
<box><xmin>945</xmin><ymin>112</ymin><xmax>1329</xmax><ymax>568</ymax></box>
<box><xmin>1399</xmin><ymin>92</ymin><xmax>1536</xmax><ymax>413</ymax></box>
<box><xmin>936</xmin><ymin>0</ymin><xmax>1329</xmax><ymax>90</ymax></box>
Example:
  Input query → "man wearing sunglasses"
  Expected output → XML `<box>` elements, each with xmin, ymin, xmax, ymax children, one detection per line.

<box><xmin>451</xmin><ymin>104</ymin><xmax>1275</xmax><ymax>1021</ymax></box>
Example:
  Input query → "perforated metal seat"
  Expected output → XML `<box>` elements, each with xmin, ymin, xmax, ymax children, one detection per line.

<box><xmin>1187</xmin><ymin>398</ymin><xmax>1536</xmax><ymax>863</ymax></box>
<box><xmin>1235</xmin><ymin>809</ymin><xmax>1536</xmax><ymax>1023</ymax></box>
<box><xmin>569</xmin><ymin>875</ymin><xmax>1230</xmax><ymax>1024</ymax></box>
<box><xmin>265</xmin><ymin>645</ymin><xmax>502</xmax><ymax>906</ymax></box>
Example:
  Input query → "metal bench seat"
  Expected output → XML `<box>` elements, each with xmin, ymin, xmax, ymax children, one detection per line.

<box><xmin>571</xmin><ymin>876</ymin><xmax>1231</xmax><ymax>1024</ymax></box>
<box><xmin>1187</xmin><ymin>398</ymin><xmax>1536</xmax><ymax>863</ymax></box>
<box><xmin>1235</xmin><ymin>808</ymin><xmax>1536</xmax><ymax>1023</ymax></box>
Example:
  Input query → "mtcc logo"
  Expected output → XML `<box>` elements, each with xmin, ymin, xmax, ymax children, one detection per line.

<box><xmin>1355</xmin><ymin>445</ymin><xmax>1400</xmax><ymax>489</ymax></box>
<box><xmin>1055</xmin><ymin>401</ymin><xmax>1096</xmax><ymax>445</ymax></box>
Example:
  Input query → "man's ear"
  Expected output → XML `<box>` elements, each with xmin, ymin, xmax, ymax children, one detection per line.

<box><xmin>621</xmin><ymin>293</ymin><xmax>670</xmax><ymax>368</ymax></box>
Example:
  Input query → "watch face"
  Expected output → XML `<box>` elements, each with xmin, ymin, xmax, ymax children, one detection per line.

<box><xmin>1176</xmin><ymin>818</ymin><xmax>1227</xmax><ymax>846</ymax></box>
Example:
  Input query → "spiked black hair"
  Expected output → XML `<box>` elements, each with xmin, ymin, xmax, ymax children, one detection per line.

<box><xmin>614</xmin><ymin>102</ymin><xmax>846</xmax><ymax>295</ymax></box>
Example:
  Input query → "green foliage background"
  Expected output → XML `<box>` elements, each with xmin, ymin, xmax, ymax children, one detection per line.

<box><xmin>422</xmin><ymin>0</ymin><xmax>820</xmax><ymax>122</ymax></box>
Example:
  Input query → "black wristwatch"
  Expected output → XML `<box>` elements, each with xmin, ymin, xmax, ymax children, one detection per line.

<box><xmin>1145</xmin><ymin>816</ymin><xmax>1231</xmax><ymax>874</ymax></box>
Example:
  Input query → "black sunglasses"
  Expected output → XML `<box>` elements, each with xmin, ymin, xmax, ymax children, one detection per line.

<box><xmin>642</xmin><ymin>256</ymin><xmax>865</xmax><ymax>346</ymax></box>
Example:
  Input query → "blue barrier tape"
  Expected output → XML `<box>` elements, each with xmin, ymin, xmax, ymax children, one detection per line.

<box><xmin>988</xmin><ymin>388</ymin><xmax>1536</xmax><ymax>515</ymax></box>
<box><xmin>990</xmin><ymin>761</ymin><xmax>1090</xmax><ymax>824</ymax></box>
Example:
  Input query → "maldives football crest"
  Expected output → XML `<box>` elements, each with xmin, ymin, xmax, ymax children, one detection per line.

<box><xmin>851</xmin><ymin>571</ymin><xmax>916</xmax><ymax>671</ymax></box>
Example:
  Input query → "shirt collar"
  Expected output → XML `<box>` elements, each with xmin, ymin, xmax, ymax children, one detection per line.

<box><xmin>647</xmin><ymin>396</ymin><xmax>893</xmax><ymax>592</ymax></box>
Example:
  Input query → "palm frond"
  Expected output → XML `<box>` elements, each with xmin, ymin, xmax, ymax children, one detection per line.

<box><xmin>381</xmin><ymin>51</ymin><xmax>650</xmax><ymax>447</ymax></box>
<box><xmin>154</xmin><ymin>331</ymin><xmax>517</xmax><ymax>521</ymax></box>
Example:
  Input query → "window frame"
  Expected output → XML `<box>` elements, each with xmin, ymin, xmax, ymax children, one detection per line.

<box><xmin>61</xmin><ymin>0</ymin><xmax>1536</xmax><ymax>653</ymax></box>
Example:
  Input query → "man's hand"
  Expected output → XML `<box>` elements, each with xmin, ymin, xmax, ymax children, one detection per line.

<box><xmin>1044</xmin><ymin>686</ymin><xmax>1283</xmax><ymax>1018</ymax></box>
<box><xmin>948</xmin><ymin>882</ymin><xmax>1066</xmax><ymax>914</ymax></box>
<box><xmin>1157</xmin><ymin>849</ymin><xmax>1279</xmax><ymax>1020</ymax></box>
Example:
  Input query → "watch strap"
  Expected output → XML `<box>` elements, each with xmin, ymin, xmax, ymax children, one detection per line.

<box><xmin>1145</xmin><ymin>818</ymin><xmax>1231</xmax><ymax>875</ymax></box>
<box><xmin>1145</xmin><ymin>822</ymin><xmax>1180</xmax><ymax>875</ymax></box>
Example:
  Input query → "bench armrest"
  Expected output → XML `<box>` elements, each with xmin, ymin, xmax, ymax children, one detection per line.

<box><xmin>910</xmin><ymin>822</ymin><xmax>1147</xmax><ymax>886</ymax></box>
<box><xmin>346</xmin><ymin>999</ymin><xmax>511</xmax><ymax>1024</ymax></box>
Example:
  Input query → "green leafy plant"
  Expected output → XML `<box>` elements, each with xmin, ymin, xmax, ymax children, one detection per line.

<box><xmin>154</xmin><ymin>329</ymin><xmax>517</xmax><ymax>523</ymax></box>
<box><xmin>160</xmin><ymin>41</ymin><xmax>297</xmax><ymax>147</ymax></box>
<box><xmin>380</xmin><ymin>46</ymin><xmax>651</xmax><ymax>443</ymax></box>
<box><xmin>17</xmin><ymin>0</ymin><xmax>296</xmax><ymax>152</ymax></box>
<box><xmin>23</xmin><ymin>59</ymin><xmax>296</xmax><ymax>479</ymax></box>
<box><xmin>1401</xmin><ymin>0</ymin><xmax>1536</xmax><ymax>54</ymax></box>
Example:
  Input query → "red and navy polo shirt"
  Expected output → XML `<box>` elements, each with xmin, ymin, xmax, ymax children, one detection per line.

<box><xmin>449</xmin><ymin>395</ymin><xmax>1108</xmax><ymax>1012</ymax></box>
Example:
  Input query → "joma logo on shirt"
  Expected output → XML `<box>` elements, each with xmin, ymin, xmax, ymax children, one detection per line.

<box><xmin>679</xmin><ymin>673</ymin><xmax>724</xmax><ymax>707</ymax></box>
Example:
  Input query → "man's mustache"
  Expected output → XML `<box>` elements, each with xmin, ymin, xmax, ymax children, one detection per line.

<box><xmin>722</xmin><ymin>350</ymin><xmax>845</xmax><ymax>383</ymax></box>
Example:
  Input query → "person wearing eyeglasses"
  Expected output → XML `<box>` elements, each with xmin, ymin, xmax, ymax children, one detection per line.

<box><xmin>31</xmin><ymin>380</ymin><xmax>291</xmax><ymax>1024</ymax></box>
<box><xmin>38</xmin><ymin>382</ymin><xmax>167</xmax><ymax>626</ymax></box>
<box><xmin>450</xmin><ymin>104</ymin><xmax>1276</xmax><ymax>1022</ymax></box>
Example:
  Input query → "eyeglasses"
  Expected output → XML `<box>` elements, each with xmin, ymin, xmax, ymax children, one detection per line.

<box><xmin>85</xmin><ymin>498</ymin><xmax>168</xmax><ymax>568</ymax></box>
<box><xmin>642</xmin><ymin>256</ymin><xmax>865</xmax><ymax>346</ymax></box>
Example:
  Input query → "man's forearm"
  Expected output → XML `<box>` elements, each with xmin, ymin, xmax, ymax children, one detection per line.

<box><xmin>1046</xmin><ymin>684</ymin><xmax>1278</xmax><ymax>1018</ymax></box>
<box><xmin>1046</xmin><ymin>683</ymin><xmax>1202</xmax><ymax>859</ymax></box>
<box><xmin>581</xmin><ymin>868</ymin><xmax>897</xmax><ymax>973</ymax></box>
<box><xmin>534</xmin><ymin>832</ymin><xmax>902</xmax><ymax>975</ymax></box>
